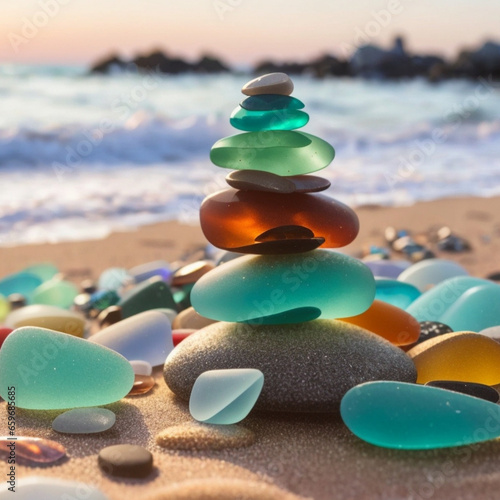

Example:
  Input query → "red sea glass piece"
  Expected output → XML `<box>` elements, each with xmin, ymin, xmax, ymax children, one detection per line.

<box><xmin>0</xmin><ymin>436</ymin><xmax>66</xmax><ymax>464</ymax></box>
<box><xmin>173</xmin><ymin>329</ymin><xmax>197</xmax><ymax>346</ymax></box>
<box><xmin>0</xmin><ymin>328</ymin><xmax>13</xmax><ymax>349</ymax></box>
<box><xmin>200</xmin><ymin>189</ymin><xmax>359</xmax><ymax>253</ymax></box>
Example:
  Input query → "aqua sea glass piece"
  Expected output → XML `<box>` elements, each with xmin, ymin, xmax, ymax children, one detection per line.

<box><xmin>99</xmin><ymin>267</ymin><xmax>132</xmax><ymax>291</ymax></box>
<box><xmin>210</xmin><ymin>131</ymin><xmax>335</xmax><ymax>176</ymax></box>
<box><xmin>397</xmin><ymin>259</ymin><xmax>468</xmax><ymax>292</ymax></box>
<box><xmin>0</xmin><ymin>295</ymin><xmax>8</xmax><ymax>322</ymax></box>
<box><xmin>189</xmin><ymin>369</ymin><xmax>264</xmax><ymax>424</ymax></box>
<box><xmin>23</xmin><ymin>263</ymin><xmax>58</xmax><ymax>282</ymax></box>
<box><xmin>0</xmin><ymin>272</ymin><xmax>42</xmax><ymax>300</ymax></box>
<box><xmin>240</xmin><ymin>94</ymin><xmax>305</xmax><ymax>111</ymax></box>
<box><xmin>0</xmin><ymin>477</ymin><xmax>109</xmax><ymax>500</ymax></box>
<box><xmin>31</xmin><ymin>279</ymin><xmax>79</xmax><ymax>309</ymax></box>
<box><xmin>439</xmin><ymin>283</ymin><xmax>500</xmax><ymax>332</ymax></box>
<box><xmin>0</xmin><ymin>327</ymin><xmax>134</xmax><ymax>409</ymax></box>
<box><xmin>230</xmin><ymin>106</ymin><xmax>309</xmax><ymax>131</ymax></box>
<box><xmin>118</xmin><ymin>276</ymin><xmax>177</xmax><ymax>318</ymax></box>
<box><xmin>191</xmin><ymin>250</ymin><xmax>375</xmax><ymax>323</ymax></box>
<box><xmin>341</xmin><ymin>381</ymin><xmax>500</xmax><ymax>449</ymax></box>
<box><xmin>90</xmin><ymin>289</ymin><xmax>120</xmax><ymax>310</ymax></box>
<box><xmin>374</xmin><ymin>278</ymin><xmax>421</xmax><ymax>309</ymax></box>
<box><xmin>405</xmin><ymin>276</ymin><xmax>491</xmax><ymax>322</ymax></box>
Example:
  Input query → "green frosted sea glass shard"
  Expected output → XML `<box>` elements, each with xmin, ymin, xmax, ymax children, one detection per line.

<box><xmin>191</xmin><ymin>250</ymin><xmax>375</xmax><ymax>323</ymax></box>
<box><xmin>23</xmin><ymin>263</ymin><xmax>59</xmax><ymax>282</ymax></box>
<box><xmin>189</xmin><ymin>369</ymin><xmax>264</xmax><ymax>424</ymax></box>
<box><xmin>210</xmin><ymin>131</ymin><xmax>335</xmax><ymax>176</ymax></box>
<box><xmin>341</xmin><ymin>381</ymin><xmax>500</xmax><ymax>449</ymax></box>
<box><xmin>230</xmin><ymin>106</ymin><xmax>309</xmax><ymax>131</ymax></box>
<box><xmin>32</xmin><ymin>279</ymin><xmax>79</xmax><ymax>309</ymax></box>
<box><xmin>240</xmin><ymin>94</ymin><xmax>305</xmax><ymax>111</ymax></box>
<box><xmin>0</xmin><ymin>327</ymin><xmax>134</xmax><ymax>409</ymax></box>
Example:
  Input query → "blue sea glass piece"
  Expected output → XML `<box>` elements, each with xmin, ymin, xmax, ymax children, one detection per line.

<box><xmin>340</xmin><ymin>381</ymin><xmax>500</xmax><ymax>449</ymax></box>
<box><xmin>240</xmin><ymin>94</ymin><xmax>305</xmax><ymax>111</ymax></box>
<box><xmin>230</xmin><ymin>106</ymin><xmax>309</xmax><ymax>131</ymax></box>
<box><xmin>374</xmin><ymin>279</ymin><xmax>421</xmax><ymax>309</ymax></box>
<box><xmin>406</xmin><ymin>276</ymin><xmax>491</xmax><ymax>322</ymax></box>
<box><xmin>0</xmin><ymin>272</ymin><xmax>42</xmax><ymax>300</ymax></box>
<box><xmin>440</xmin><ymin>283</ymin><xmax>500</xmax><ymax>332</ymax></box>
<box><xmin>397</xmin><ymin>259</ymin><xmax>468</xmax><ymax>292</ymax></box>
<box><xmin>363</xmin><ymin>260</ymin><xmax>410</xmax><ymax>279</ymax></box>
<box><xmin>189</xmin><ymin>369</ymin><xmax>264</xmax><ymax>424</ymax></box>
<box><xmin>191</xmin><ymin>250</ymin><xmax>375</xmax><ymax>323</ymax></box>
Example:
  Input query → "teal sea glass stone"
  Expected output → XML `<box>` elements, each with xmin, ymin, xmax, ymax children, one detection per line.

<box><xmin>374</xmin><ymin>278</ymin><xmax>421</xmax><ymax>309</ymax></box>
<box><xmin>31</xmin><ymin>279</ymin><xmax>79</xmax><ymax>309</ymax></box>
<box><xmin>341</xmin><ymin>381</ymin><xmax>500</xmax><ymax>449</ymax></box>
<box><xmin>406</xmin><ymin>276</ymin><xmax>491</xmax><ymax>322</ymax></box>
<box><xmin>118</xmin><ymin>276</ymin><xmax>177</xmax><ymax>318</ymax></box>
<box><xmin>191</xmin><ymin>250</ymin><xmax>375</xmax><ymax>324</ymax></box>
<box><xmin>230</xmin><ymin>106</ymin><xmax>309</xmax><ymax>131</ymax></box>
<box><xmin>439</xmin><ymin>283</ymin><xmax>500</xmax><ymax>332</ymax></box>
<box><xmin>189</xmin><ymin>369</ymin><xmax>264</xmax><ymax>424</ymax></box>
<box><xmin>240</xmin><ymin>94</ymin><xmax>305</xmax><ymax>111</ymax></box>
<box><xmin>0</xmin><ymin>327</ymin><xmax>134</xmax><ymax>409</ymax></box>
<box><xmin>23</xmin><ymin>263</ymin><xmax>59</xmax><ymax>282</ymax></box>
<box><xmin>0</xmin><ymin>272</ymin><xmax>42</xmax><ymax>300</ymax></box>
<box><xmin>90</xmin><ymin>289</ymin><xmax>120</xmax><ymax>310</ymax></box>
<box><xmin>210</xmin><ymin>131</ymin><xmax>335</xmax><ymax>176</ymax></box>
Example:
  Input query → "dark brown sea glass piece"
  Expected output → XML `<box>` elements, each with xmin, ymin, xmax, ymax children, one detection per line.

<box><xmin>0</xmin><ymin>436</ymin><xmax>66</xmax><ymax>464</ymax></box>
<box><xmin>127</xmin><ymin>374</ymin><xmax>155</xmax><ymax>396</ymax></box>
<box><xmin>225</xmin><ymin>170</ymin><xmax>331</xmax><ymax>194</ymax></box>
<box><xmin>200</xmin><ymin>188</ymin><xmax>359</xmax><ymax>253</ymax></box>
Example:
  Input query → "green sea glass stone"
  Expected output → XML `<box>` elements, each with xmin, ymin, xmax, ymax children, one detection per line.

<box><xmin>189</xmin><ymin>369</ymin><xmax>264</xmax><ymax>424</ymax></box>
<box><xmin>341</xmin><ymin>381</ymin><xmax>500</xmax><ymax>449</ymax></box>
<box><xmin>230</xmin><ymin>106</ymin><xmax>309</xmax><ymax>131</ymax></box>
<box><xmin>23</xmin><ymin>263</ymin><xmax>59</xmax><ymax>282</ymax></box>
<box><xmin>118</xmin><ymin>276</ymin><xmax>177</xmax><ymax>318</ymax></box>
<box><xmin>374</xmin><ymin>278</ymin><xmax>421</xmax><ymax>309</ymax></box>
<box><xmin>0</xmin><ymin>327</ymin><xmax>134</xmax><ymax>409</ymax></box>
<box><xmin>191</xmin><ymin>250</ymin><xmax>375</xmax><ymax>324</ymax></box>
<box><xmin>210</xmin><ymin>131</ymin><xmax>335</xmax><ymax>176</ymax></box>
<box><xmin>31</xmin><ymin>279</ymin><xmax>79</xmax><ymax>309</ymax></box>
<box><xmin>0</xmin><ymin>295</ymin><xmax>8</xmax><ymax>322</ymax></box>
<box><xmin>240</xmin><ymin>94</ymin><xmax>305</xmax><ymax>111</ymax></box>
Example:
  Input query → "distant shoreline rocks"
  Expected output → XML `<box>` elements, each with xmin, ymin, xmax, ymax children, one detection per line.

<box><xmin>89</xmin><ymin>37</ymin><xmax>500</xmax><ymax>81</ymax></box>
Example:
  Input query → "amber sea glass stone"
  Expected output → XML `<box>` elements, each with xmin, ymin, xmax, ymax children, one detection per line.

<box><xmin>200</xmin><ymin>188</ymin><xmax>359</xmax><ymax>253</ymax></box>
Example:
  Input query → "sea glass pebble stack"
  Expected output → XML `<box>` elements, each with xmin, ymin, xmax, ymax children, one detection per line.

<box><xmin>164</xmin><ymin>73</ymin><xmax>418</xmax><ymax>414</ymax></box>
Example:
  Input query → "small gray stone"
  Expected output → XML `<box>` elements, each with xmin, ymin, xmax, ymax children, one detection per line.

<box><xmin>52</xmin><ymin>408</ymin><xmax>116</xmax><ymax>434</ymax></box>
<box><xmin>163</xmin><ymin>320</ymin><xmax>416</xmax><ymax>412</ymax></box>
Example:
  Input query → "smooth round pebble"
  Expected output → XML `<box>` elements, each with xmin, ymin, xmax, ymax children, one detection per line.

<box><xmin>156</xmin><ymin>423</ymin><xmax>255</xmax><ymax>450</ymax></box>
<box><xmin>479</xmin><ymin>325</ymin><xmax>500</xmax><ymax>341</ymax></box>
<box><xmin>98</xmin><ymin>444</ymin><xmax>153</xmax><ymax>478</ymax></box>
<box><xmin>425</xmin><ymin>380</ymin><xmax>500</xmax><ymax>403</ymax></box>
<box><xmin>52</xmin><ymin>408</ymin><xmax>116</xmax><ymax>434</ymax></box>
<box><xmin>241</xmin><ymin>72</ymin><xmax>293</xmax><ymax>96</ymax></box>
<box><xmin>172</xmin><ymin>307</ymin><xmax>217</xmax><ymax>330</ymax></box>
<box><xmin>416</xmin><ymin>321</ymin><xmax>453</xmax><ymax>344</ymax></box>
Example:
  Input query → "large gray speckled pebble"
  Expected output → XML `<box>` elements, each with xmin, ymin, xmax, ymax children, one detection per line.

<box><xmin>52</xmin><ymin>408</ymin><xmax>116</xmax><ymax>434</ymax></box>
<box><xmin>163</xmin><ymin>320</ymin><xmax>416</xmax><ymax>412</ymax></box>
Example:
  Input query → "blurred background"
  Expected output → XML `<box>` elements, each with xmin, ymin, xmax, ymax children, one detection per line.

<box><xmin>1</xmin><ymin>0</ymin><xmax>499</xmax><ymax>246</ymax></box>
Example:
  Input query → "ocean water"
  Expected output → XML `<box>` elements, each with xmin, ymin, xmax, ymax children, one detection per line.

<box><xmin>1</xmin><ymin>64</ymin><xmax>499</xmax><ymax>246</ymax></box>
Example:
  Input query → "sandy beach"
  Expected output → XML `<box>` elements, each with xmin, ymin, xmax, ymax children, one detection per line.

<box><xmin>2</xmin><ymin>195</ymin><xmax>500</xmax><ymax>500</ymax></box>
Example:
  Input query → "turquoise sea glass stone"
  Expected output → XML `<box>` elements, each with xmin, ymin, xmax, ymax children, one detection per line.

<box><xmin>90</xmin><ymin>289</ymin><xmax>120</xmax><ymax>311</ymax></box>
<box><xmin>118</xmin><ymin>276</ymin><xmax>177</xmax><ymax>318</ymax></box>
<box><xmin>439</xmin><ymin>283</ymin><xmax>500</xmax><ymax>332</ymax></box>
<box><xmin>189</xmin><ymin>369</ymin><xmax>264</xmax><ymax>424</ymax></box>
<box><xmin>240</xmin><ymin>94</ymin><xmax>305</xmax><ymax>111</ymax></box>
<box><xmin>0</xmin><ymin>272</ymin><xmax>42</xmax><ymax>300</ymax></box>
<box><xmin>191</xmin><ymin>250</ymin><xmax>375</xmax><ymax>324</ymax></box>
<box><xmin>230</xmin><ymin>106</ymin><xmax>309</xmax><ymax>131</ymax></box>
<box><xmin>374</xmin><ymin>278</ymin><xmax>421</xmax><ymax>309</ymax></box>
<box><xmin>406</xmin><ymin>276</ymin><xmax>491</xmax><ymax>322</ymax></box>
<box><xmin>341</xmin><ymin>381</ymin><xmax>500</xmax><ymax>449</ymax></box>
<box><xmin>0</xmin><ymin>327</ymin><xmax>134</xmax><ymax>409</ymax></box>
<box><xmin>99</xmin><ymin>267</ymin><xmax>131</xmax><ymax>291</ymax></box>
<box><xmin>31</xmin><ymin>279</ymin><xmax>79</xmax><ymax>309</ymax></box>
<box><xmin>210</xmin><ymin>131</ymin><xmax>335</xmax><ymax>176</ymax></box>
<box><xmin>23</xmin><ymin>263</ymin><xmax>59</xmax><ymax>282</ymax></box>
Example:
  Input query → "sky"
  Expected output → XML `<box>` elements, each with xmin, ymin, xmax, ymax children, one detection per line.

<box><xmin>0</xmin><ymin>0</ymin><xmax>499</xmax><ymax>66</ymax></box>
